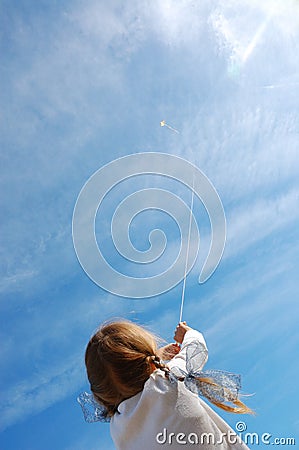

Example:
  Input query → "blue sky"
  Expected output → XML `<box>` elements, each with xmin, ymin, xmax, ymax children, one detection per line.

<box><xmin>1</xmin><ymin>0</ymin><xmax>299</xmax><ymax>449</ymax></box>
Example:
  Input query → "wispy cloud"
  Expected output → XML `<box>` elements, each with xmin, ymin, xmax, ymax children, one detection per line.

<box><xmin>0</xmin><ymin>290</ymin><xmax>131</xmax><ymax>430</ymax></box>
<box><xmin>225</xmin><ymin>187</ymin><xmax>299</xmax><ymax>258</ymax></box>
<box><xmin>0</xmin><ymin>269</ymin><xmax>38</xmax><ymax>293</ymax></box>
<box><xmin>0</xmin><ymin>354</ymin><xmax>83</xmax><ymax>432</ymax></box>
<box><xmin>2</xmin><ymin>0</ymin><xmax>298</xmax><ymax>296</ymax></box>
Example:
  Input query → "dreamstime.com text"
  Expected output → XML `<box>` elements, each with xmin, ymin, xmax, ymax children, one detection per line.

<box><xmin>156</xmin><ymin>423</ymin><xmax>296</xmax><ymax>446</ymax></box>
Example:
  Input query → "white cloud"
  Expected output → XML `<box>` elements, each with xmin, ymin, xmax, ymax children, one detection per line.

<box><xmin>0</xmin><ymin>269</ymin><xmax>38</xmax><ymax>293</ymax></box>
<box><xmin>183</xmin><ymin>246</ymin><xmax>299</xmax><ymax>382</ymax></box>
<box><xmin>0</xmin><ymin>352</ymin><xmax>83</xmax><ymax>432</ymax></box>
<box><xmin>2</xmin><ymin>0</ymin><xmax>299</xmax><ymax>297</ymax></box>
<box><xmin>225</xmin><ymin>187</ymin><xmax>299</xmax><ymax>258</ymax></box>
<box><xmin>0</xmin><ymin>291</ymin><xmax>131</xmax><ymax>431</ymax></box>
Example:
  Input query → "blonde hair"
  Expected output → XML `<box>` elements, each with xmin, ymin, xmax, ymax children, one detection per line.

<box><xmin>85</xmin><ymin>320</ymin><xmax>162</xmax><ymax>416</ymax></box>
<box><xmin>195</xmin><ymin>377</ymin><xmax>253</xmax><ymax>415</ymax></box>
<box><xmin>85</xmin><ymin>320</ymin><xmax>253</xmax><ymax>417</ymax></box>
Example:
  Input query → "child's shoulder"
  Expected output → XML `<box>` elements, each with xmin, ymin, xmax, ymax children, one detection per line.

<box><xmin>143</xmin><ymin>368</ymin><xmax>176</xmax><ymax>397</ymax></box>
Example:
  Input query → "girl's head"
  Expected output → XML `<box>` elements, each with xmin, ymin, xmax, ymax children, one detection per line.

<box><xmin>85</xmin><ymin>320</ymin><xmax>159</xmax><ymax>416</ymax></box>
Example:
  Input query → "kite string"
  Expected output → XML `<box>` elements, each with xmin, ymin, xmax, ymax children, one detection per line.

<box><xmin>179</xmin><ymin>179</ymin><xmax>195</xmax><ymax>323</ymax></box>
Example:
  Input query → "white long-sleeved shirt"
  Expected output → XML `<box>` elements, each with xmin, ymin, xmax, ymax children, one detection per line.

<box><xmin>110</xmin><ymin>329</ymin><xmax>249</xmax><ymax>450</ymax></box>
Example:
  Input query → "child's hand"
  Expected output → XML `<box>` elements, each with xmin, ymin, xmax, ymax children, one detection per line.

<box><xmin>157</xmin><ymin>343</ymin><xmax>180</xmax><ymax>361</ymax></box>
<box><xmin>174</xmin><ymin>321</ymin><xmax>192</xmax><ymax>344</ymax></box>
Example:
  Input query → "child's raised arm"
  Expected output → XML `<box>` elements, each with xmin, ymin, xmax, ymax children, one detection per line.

<box><xmin>168</xmin><ymin>321</ymin><xmax>208</xmax><ymax>372</ymax></box>
<box><xmin>173</xmin><ymin>321</ymin><xmax>192</xmax><ymax>344</ymax></box>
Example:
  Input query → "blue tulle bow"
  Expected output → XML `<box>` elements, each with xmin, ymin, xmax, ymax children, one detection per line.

<box><xmin>77</xmin><ymin>392</ymin><xmax>110</xmax><ymax>423</ymax></box>
<box><xmin>168</xmin><ymin>341</ymin><xmax>241</xmax><ymax>404</ymax></box>
<box><xmin>77</xmin><ymin>340</ymin><xmax>241</xmax><ymax>423</ymax></box>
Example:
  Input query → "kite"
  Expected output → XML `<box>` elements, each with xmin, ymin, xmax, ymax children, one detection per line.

<box><xmin>160</xmin><ymin>120</ymin><xmax>179</xmax><ymax>134</ymax></box>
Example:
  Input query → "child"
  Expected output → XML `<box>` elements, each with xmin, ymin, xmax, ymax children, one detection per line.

<box><xmin>83</xmin><ymin>320</ymin><xmax>252</xmax><ymax>449</ymax></box>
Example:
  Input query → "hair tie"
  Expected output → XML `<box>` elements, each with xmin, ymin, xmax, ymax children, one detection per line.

<box><xmin>149</xmin><ymin>355</ymin><xmax>160</xmax><ymax>365</ymax></box>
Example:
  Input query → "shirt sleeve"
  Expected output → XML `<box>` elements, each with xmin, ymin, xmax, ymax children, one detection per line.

<box><xmin>167</xmin><ymin>328</ymin><xmax>208</xmax><ymax>372</ymax></box>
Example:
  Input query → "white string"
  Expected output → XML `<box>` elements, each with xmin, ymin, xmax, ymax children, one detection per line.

<box><xmin>179</xmin><ymin>180</ymin><xmax>195</xmax><ymax>323</ymax></box>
